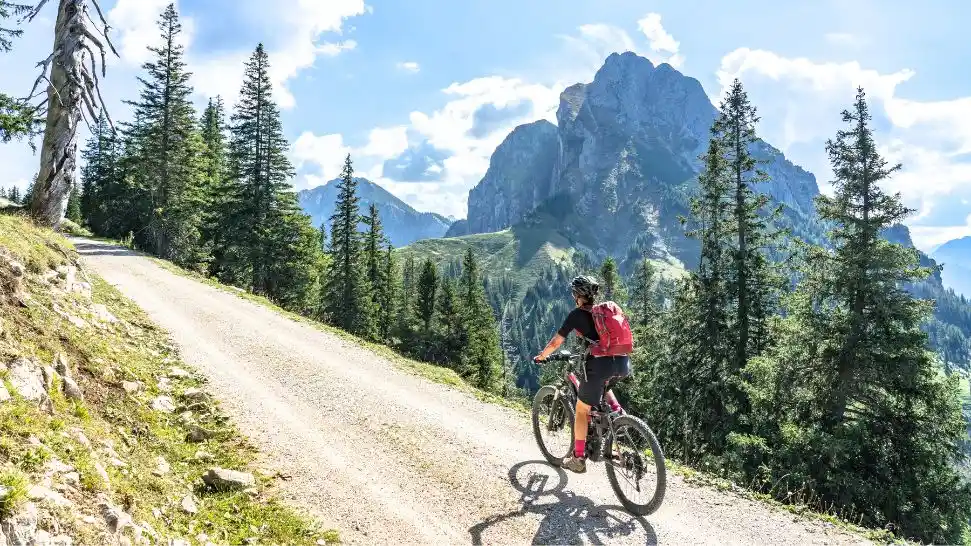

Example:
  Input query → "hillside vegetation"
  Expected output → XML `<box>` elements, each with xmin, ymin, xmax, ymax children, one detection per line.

<box><xmin>0</xmin><ymin>214</ymin><xmax>334</xmax><ymax>545</ymax></box>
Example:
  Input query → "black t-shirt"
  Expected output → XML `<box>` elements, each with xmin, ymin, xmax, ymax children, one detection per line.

<box><xmin>557</xmin><ymin>307</ymin><xmax>599</xmax><ymax>343</ymax></box>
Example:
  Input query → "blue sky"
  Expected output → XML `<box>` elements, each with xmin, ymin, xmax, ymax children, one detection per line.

<box><xmin>1</xmin><ymin>0</ymin><xmax>969</xmax><ymax>250</ymax></box>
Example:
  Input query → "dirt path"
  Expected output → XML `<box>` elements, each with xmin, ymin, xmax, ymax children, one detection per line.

<box><xmin>75</xmin><ymin>238</ymin><xmax>870</xmax><ymax>545</ymax></box>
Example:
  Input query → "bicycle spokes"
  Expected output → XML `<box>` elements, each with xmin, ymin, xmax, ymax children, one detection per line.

<box><xmin>610</xmin><ymin>424</ymin><xmax>657</xmax><ymax>504</ymax></box>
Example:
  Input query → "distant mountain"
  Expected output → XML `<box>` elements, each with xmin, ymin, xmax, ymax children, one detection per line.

<box><xmin>933</xmin><ymin>236</ymin><xmax>971</xmax><ymax>297</ymax></box>
<box><xmin>298</xmin><ymin>178</ymin><xmax>452</xmax><ymax>247</ymax></box>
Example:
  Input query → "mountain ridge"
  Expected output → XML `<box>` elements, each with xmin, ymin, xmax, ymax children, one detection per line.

<box><xmin>298</xmin><ymin>177</ymin><xmax>452</xmax><ymax>247</ymax></box>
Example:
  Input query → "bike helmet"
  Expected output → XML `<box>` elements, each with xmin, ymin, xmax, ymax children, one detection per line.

<box><xmin>570</xmin><ymin>275</ymin><xmax>600</xmax><ymax>301</ymax></box>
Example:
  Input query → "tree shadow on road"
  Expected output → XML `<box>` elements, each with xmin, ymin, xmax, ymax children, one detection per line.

<box><xmin>469</xmin><ymin>460</ymin><xmax>658</xmax><ymax>545</ymax></box>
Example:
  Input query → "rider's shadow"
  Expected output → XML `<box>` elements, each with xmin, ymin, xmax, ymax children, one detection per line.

<box><xmin>469</xmin><ymin>461</ymin><xmax>658</xmax><ymax>545</ymax></box>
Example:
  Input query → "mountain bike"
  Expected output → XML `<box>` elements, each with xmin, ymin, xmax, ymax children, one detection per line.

<box><xmin>531</xmin><ymin>350</ymin><xmax>666</xmax><ymax>515</ymax></box>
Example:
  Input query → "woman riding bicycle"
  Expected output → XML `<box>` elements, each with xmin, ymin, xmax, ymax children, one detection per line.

<box><xmin>533</xmin><ymin>275</ymin><xmax>630</xmax><ymax>473</ymax></box>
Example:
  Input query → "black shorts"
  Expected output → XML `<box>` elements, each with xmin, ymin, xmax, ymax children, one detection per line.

<box><xmin>577</xmin><ymin>355</ymin><xmax>630</xmax><ymax>406</ymax></box>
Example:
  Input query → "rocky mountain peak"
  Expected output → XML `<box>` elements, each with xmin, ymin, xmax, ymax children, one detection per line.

<box><xmin>458</xmin><ymin>51</ymin><xmax>822</xmax><ymax>267</ymax></box>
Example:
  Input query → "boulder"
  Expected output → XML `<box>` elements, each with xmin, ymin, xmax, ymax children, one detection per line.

<box><xmin>0</xmin><ymin>501</ymin><xmax>38</xmax><ymax>546</ymax></box>
<box><xmin>121</xmin><ymin>381</ymin><xmax>143</xmax><ymax>394</ymax></box>
<box><xmin>180</xmin><ymin>495</ymin><xmax>198</xmax><ymax>515</ymax></box>
<box><xmin>97</xmin><ymin>493</ymin><xmax>133</xmax><ymax>534</ymax></box>
<box><xmin>150</xmin><ymin>396</ymin><xmax>176</xmax><ymax>413</ymax></box>
<box><xmin>61</xmin><ymin>377</ymin><xmax>83</xmax><ymax>401</ymax></box>
<box><xmin>202</xmin><ymin>468</ymin><xmax>255</xmax><ymax>491</ymax></box>
<box><xmin>6</xmin><ymin>358</ymin><xmax>50</xmax><ymax>402</ymax></box>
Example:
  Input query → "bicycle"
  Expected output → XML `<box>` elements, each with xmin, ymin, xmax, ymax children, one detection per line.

<box><xmin>531</xmin><ymin>349</ymin><xmax>666</xmax><ymax>516</ymax></box>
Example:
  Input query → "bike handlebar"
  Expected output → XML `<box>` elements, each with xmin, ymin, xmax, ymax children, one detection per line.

<box><xmin>536</xmin><ymin>350</ymin><xmax>576</xmax><ymax>363</ymax></box>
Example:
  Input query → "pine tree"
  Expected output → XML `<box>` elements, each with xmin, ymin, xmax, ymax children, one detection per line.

<box><xmin>215</xmin><ymin>44</ymin><xmax>321</xmax><ymax>308</ymax></box>
<box><xmin>396</xmin><ymin>255</ymin><xmax>418</xmax><ymax>341</ymax></box>
<box><xmin>436</xmin><ymin>276</ymin><xmax>463</xmax><ymax>365</ymax></box>
<box><xmin>123</xmin><ymin>3</ymin><xmax>206</xmax><ymax>266</ymax></box>
<box><xmin>415</xmin><ymin>259</ymin><xmax>438</xmax><ymax>333</ymax></box>
<box><xmin>629</xmin><ymin>258</ymin><xmax>659</xmax><ymax>327</ymax></box>
<box><xmin>320</xmin><ymin>155</ymin><xmax>376</xmax><ymax>337</ymax></box>
<box><xmin>199</xmin><ymin>96</ymin><xmax>228</xmax><ymax>273</ymax></box>
<box><xmin>458</xmin><ymin>247</ymin><xmax>503</xmax><ymax>391</ymax></box>
<box><xmin>0</xmin><ymin>1</ymin><xmax>37</xmax><ymax>143</ymax></box>
<box><xmin>8</xmin><ymin>185</ymin><xmax>20</xmax><ymax>204</ymax></box>
<box><xmin>80</xmin><ymin>114</ymin><xmax>118</xmax><ymax>232</ymax></box>
<box><xmin>65</xmin><ymin>183</ymin><xmax>82</xmax><ymax>224</ymax></box>
<box><xmin>363</xmin><ymin>203</ymin><xmax>387</xmax><ymax>303</ymax></box>
<box><xmin>599</xmin><ymin>257</ymin><xmax>627</xmax><ymax>303</ymax></box>
<box><xmin>377</xmin><ymin>243</ymin><xmax>399</xmax><ymax>341</ymax></box>
<box><xmin>318</xmin><ymin>223</ymin><xmax>328</xmax><ymax>252</ymax></box>
<box><xmin>714</xmin><ymin>79</ymin><xmax>782</xmax><ymax>368</ymax></box>
<box><xmin>741</xmin><ymin>89</ymin><xmax>971</xmax><ymax>543</ymax></box>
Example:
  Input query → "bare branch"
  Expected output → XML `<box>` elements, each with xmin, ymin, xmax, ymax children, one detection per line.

<box><xmin>26</xmin><ymin>0</ymin><xmax>52</xmax><ymax>23</ymax></box>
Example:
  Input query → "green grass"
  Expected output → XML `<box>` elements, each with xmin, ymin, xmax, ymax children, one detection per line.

<box><xmin>0</xmin><ymin>214</ymin><xmax>337</xmax><ymax>545</ymax></box>
<box><xmin>0</xmin><ymin>468</ymin><xmax>29</xmax><ymax>518</ymax></box>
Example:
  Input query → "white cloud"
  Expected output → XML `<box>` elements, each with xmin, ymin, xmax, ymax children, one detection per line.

<box><xmin>108</xmin><ymin>0</ymin><xmax>195</xmax><ymax>66</ymax></box>
<box><xmin>187</xmin><ymin>0</ymin><xmax>366</xmax><ymax>109</ymax></box>
<box><xmin>292</xmin><ymin>132</ymin><xmax>351</xmax><ymax>185</ymax></box>
<box><xmin>397</xmin><ymin>61</ymin><xmax>421</xmax><ymax>73</ymax></box>
<box><xmin>637</xmin><ymin>13</ymin><xmax>684</xmax><ymax>68</ymax></box>
<box><xmin>360</xmin><ymin>126</ymin><xmax>410</xmax><ymax>159</ymax></box>
<box><xmin>717</xmin><ymin>47</ymin><xmax>971</xmax><ymax>251</ymax></box>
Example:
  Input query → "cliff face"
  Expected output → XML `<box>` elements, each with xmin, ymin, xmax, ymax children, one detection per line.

<box><xmin>459</xmin><ymin>51</ymin><xmax>821</xmax><ymax>267</ymax></box>
<box><xmin>466</xmin><ymin>120</ymin><xmax>559</xmax><ymax>234</ymax></box>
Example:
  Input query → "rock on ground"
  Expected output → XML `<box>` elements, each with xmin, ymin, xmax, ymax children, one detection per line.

<box><xmin>202</xmin><ymin>468</ymin><xmax>255</xmax><ymax>491</ymax></box>
<box><xmin>5</xmin><ymin>358</ymin><xmax>50</xmax><ymax>402</ymax></box>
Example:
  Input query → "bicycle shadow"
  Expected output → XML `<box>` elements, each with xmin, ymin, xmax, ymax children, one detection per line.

<box><xmin>469</xmin><ymin>460</ymin><xmax>658</xmax><ymax>545</ymax></box>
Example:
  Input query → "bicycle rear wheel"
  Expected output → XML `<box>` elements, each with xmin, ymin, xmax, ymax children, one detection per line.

<box><xmin>605</xmin><ymin>414</ymin><xmax>666</xmax><ymax>515</ymax></box>
<box><xmin>531</xmin><ymin>386</ymin><xmax>574</xmax><ymax>466</ymax></box>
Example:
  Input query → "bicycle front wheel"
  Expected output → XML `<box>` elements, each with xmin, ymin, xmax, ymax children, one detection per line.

<box><xmin>605</xmin><ymin>414</ymin><xmax>666</xmax><ymax>515</ymax></box>
<box><xmin>531</xmin><ymin>386</ymin><xmax>574</xmax><ymax>466</ymax></box>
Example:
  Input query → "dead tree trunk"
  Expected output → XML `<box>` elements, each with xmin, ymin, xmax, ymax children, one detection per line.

<box><xmin>27</xmin><ymin>0</ymin><xmax>116</xmax><ymax>227</ymax></box>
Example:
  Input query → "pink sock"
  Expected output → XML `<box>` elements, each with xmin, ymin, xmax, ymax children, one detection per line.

<box><xmin>574</xmin><ymin>440</ymin><xmax>586</xmax><ymax>458</ymax></box>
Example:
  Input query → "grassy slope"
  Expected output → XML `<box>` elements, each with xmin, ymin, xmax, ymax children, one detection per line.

<box><xmin>0</xmin><ymin>215</ymin><xmax>337</xmax><ymax>545</ymax></box>
<box><xmin>136</xmin><ymin>234</ymin><xmax>897</xmax><ymax>544</ymax></box>
<box><xmin>398</xmin><ymin>222</ymin><xmax>686</xmax><ymax>299</ymax></box>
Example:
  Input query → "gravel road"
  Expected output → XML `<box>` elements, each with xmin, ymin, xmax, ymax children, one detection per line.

<box><xmin>75</xmin><ymin>238</ymin><xmax>872</xmax><ymax>545</ymax></box>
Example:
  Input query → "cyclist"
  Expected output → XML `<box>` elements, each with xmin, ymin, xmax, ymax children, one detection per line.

<box><xmin>533</xmin><ymin>275</ymin><xmax>630</xmax><ymax>473</ymax></box>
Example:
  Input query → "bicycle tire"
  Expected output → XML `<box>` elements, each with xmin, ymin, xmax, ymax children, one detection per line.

<box><xmin>531</xmin><ymin>385</ymin><xmax>574</xmax><ymax>466</ymax></box>
<box><xmin>605</xmin><ymin>414</ymin><xmax>666</xmax><ymax>515</ymax></box>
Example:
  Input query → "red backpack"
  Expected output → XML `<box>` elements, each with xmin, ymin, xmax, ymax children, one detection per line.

<box><xmin>588</xmin><ymin>301</ymin><xmax>634</xmax><ymax>357</ymax></box>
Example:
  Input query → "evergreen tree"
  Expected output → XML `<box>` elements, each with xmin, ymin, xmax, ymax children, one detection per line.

<box><xmin>629</xmin><ymin>258</ymin><xmax>659</xmax><ymax>326</ymax></box>
<box><xmin>320</xmin><ymin>155</ymin><xmax>376</xmax><ymax>337</ymax></box>
<box><xmin>0</xmin><ymin>2</ymin><xmax>36</xmax><ymax>143</ymax></box>
<box><xmin>599</xmin><ymin>257</ymin><xmax>627</xmax><ymax>303</ymax></box>
<box><xmin>8</xmin><ymin>185</ymin><xmax>20</xmax><ymax>204</ymax></box>
<box><xmin>363</xmin><ymin>203</ymin><xmax>387</xmax><ymax>304</ymax></box>
<box><xmin>216</xmin><ymin>44</ymin><xmax>321</xmax><ymax>307</ymax></box>
<box><xmin>740</xmin><ymin>89</ymin><xmax>971</xmax><ymax>543</ymax></box>
<box><xmin>415</xmin><ymin>259</ymin><xmax>438</xmax><ymax>333</ymax></box>
<box><xmin>436</xmin><ymin>276</ymin><xmax>463</xmax><ymax>365</ymax></box>
<box><xmin>122</xmin><ymin>3</ymin><xmax>206</xmax><ymax>267</ymax></box>
<box><xmin>396</xmin><ymin>255</ymin><xmax>418</xmax><ymax>340</ymax></box>
<box><xmin>318</xmin><ymin>222</ymin><xmax>328</xmax><ymax>252</ymax></box>
<box><xmin>714</xmin><ymin>79</ymin><xmax>782</xmax><ymax>368</ymax></box>
<box><xmin>79</xmin><ymin>115</ymin><xmax>121</xmax><ymax>232</ymax></box>
<box><xmin>65</xmin><ymin>183</ymin><xmax>82</xmax><ymax>224</ymax></box>
<box><xmin>199</xmin><ymin>96</ymin><xmax>228</xmax><ymax>273</ymax></box>
<box><xmin>459</xmin><ymin>247</ymin><xmax>503</xmax><ymax>391</ymax></box>
<box><xmin>377</xmin><ymin>243</ymin><xmax>399</xmax><ymax>341</ymax></box>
